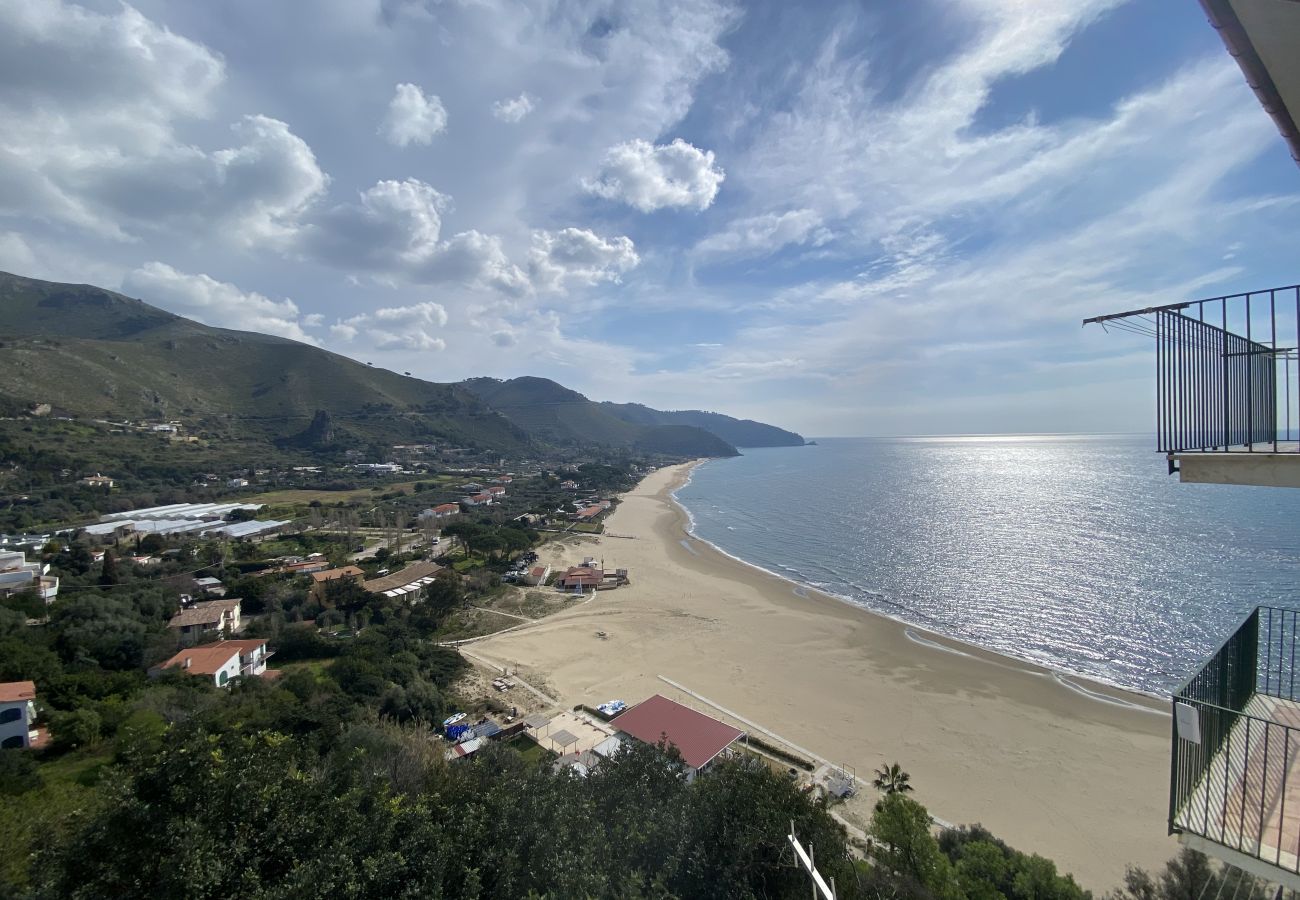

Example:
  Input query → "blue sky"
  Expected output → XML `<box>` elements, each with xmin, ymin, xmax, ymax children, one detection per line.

<box><xmin>2</xmin><ymin>0</ymin><xmax>1298</xmax><ymax>437</ymax></box>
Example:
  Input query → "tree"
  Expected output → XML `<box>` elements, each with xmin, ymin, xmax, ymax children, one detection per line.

<box><xmin>98</xmin><ymin>549</ymin><xmax>120</xmax><ymax>586</ymax></box>
<box><xmin>49</xmin><ymin>708</ymin><xmax>102</xmax><ymax>751</ymax></box>
<box><xmin>870</xmin><ymin>792</ymin><xmax>956</xmax><ymax>896</ymax></box>
<box><xmin>873</xmin><ymin>761</ymin><xmax>914</xmax><ymax>795</ymax></box>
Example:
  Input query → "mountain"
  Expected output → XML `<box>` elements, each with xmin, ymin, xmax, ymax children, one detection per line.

<box><xmin>0</xmin><ymin>272</ymin><xmax>529</xmax><ymax>451</ymax></box>
<box><xmin>459</xmin><ymin>377</ymin><xmax>739</xmax><ymax>457</ymax></box>
<box><xmin>0</xmin><ymin>273</ymin><xmax>786</xmax><ymax>460</ymax></box>
<box><xmin>459</xmin><ymin>377</ymin><xmax>804</xmax><ymax>449</ymax></box>
<box><xmin>600</xmin><ymin>403</ymin><xmax>805</xmax><ymax>447</ymax></box>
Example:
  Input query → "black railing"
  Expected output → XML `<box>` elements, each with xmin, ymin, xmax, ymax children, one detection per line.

<box><xmin>1171</xmin><ymin>607</ymin><xmax>1300</xmax><ymax>874</ymax></box>
<box><xmin>1086</xmin><ymin>285</ymin><xmax>1300</xmax><ymax>453</ymax></box>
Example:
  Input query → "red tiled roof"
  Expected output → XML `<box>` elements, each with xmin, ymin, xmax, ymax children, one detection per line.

<box><xmin>161</xmin><ymin>640</ymin><xmax>266</xmax><ymax>676</ymax></box>
<box><xmin>612</xmin><ymin>694</ymin><xmax>744</xmax><ymax>769</ymax></box>
<box><xmin>0</xmin><ymin>680</ymin><xmax>36</xmax><ymax>703</ymax></box>
<box><xmin>311</xmin><ymin>566</ymin><xmax>365</xmax><ymax>583</ymax></box>
<box><xmin>433</xmin><ymin>503</ymin><xmax>459</xmax><ymax>513</ymax></box>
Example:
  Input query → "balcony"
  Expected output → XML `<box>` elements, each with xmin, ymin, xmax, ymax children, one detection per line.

<box><xmin>1085</xmin><ymin>285</ymin><xmax>1300</xmax><ymax>487</ymax></box>
<box><xmin>1172</xmin><ymin>606</ymin><xmax>1300</xmax><ymax>887</ymax></box>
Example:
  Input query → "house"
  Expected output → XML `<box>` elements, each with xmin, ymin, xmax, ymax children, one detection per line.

<box><xmin>192</xmin><ymin>576</ymin><xmax>226</xmax><ymax>597</ymax></box>
<box><xmin>0</xmin><ymin>681</ymin><xmax>40</xmax><ymax>750</ymax></box>
<box><xmin>521</xmin><ymin>564</ymin><xmax>551</xmax><ymax>587</ymax></box>
<box><xmin>461</xmin><ymin>492</ymin><xmax>494</xmax><ymax>507</ymax></box>
<box><xmin>611</xmin><ymin>695</ymin><xmax>744</xmax><ymax>781</ymax></box>
<box><xmin>555</xmin><ymin>566</ymin><xmax>603</xmax><ymax>593</ymax></box>
<box><xmin>1078</xmin><ymin>5</ymin><xmax>1300</xmax><ymax>886</ymax></box>
<box><xmin>361</xmin><ymin>560</ymin><xmax>445</xmax><ymax>603</ymax></box>
<box><xmin>419</xmin><ymin>503</ymin><xmax>460</xmax><ymax>521</ymax></box>
<box><xmin>78</xmin><ymin>473</ymin><xmax>114</xmax><ymax>488</ymax></box>
<box><xmin>570</xmin><ymin>505</ymin><xmax>604</xmax><ymax>522</ymax></box>
<box><xmin>167</xmin><ymin>599</ymin><xmax>242</xmax><ymax>645</ymax></box>
<box><xmin>310</xmin><ymin>566</ymin><xmax>365</xmax><ymax>601</ymax></box>
<box><xmin>0</xmin><ymin>550</ymin><xmax>58</xmax><ymax>603</ymax></box>
<box><xmin>492</xmin><ymin>475</ymin><xmax>513</xmax><ymax>484</ymax></box>
<box><xmin>226</xmin><ymin>477</ymin><xmax>249</xmax><ymax>489</ymax></box>
<box><xmin>282</xmin><ymin>559</ymin><xmax>331</xmax><ymax>576</ymax></box>
<box><xmin>487</xmin><ymin>485</ymin><xmax>507</xmax><ymax>498</ymax></box>
<box><xmin>156</xmin><ymin>639</ymin><xmax>272</xmax><ymax>687</ymax></box>
<box><xmin>560</xmin><ymin>480</ymin><xmax>579</xmax><ymax>490</ymax></box>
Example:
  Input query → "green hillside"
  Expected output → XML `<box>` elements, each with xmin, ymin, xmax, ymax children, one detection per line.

<box><xmin>0</xmin><ymin>272</ymin><xmax>799</xmax><ymax>460</ymax></box>
<box><xmin>459</xmin><ymin>377</ymin><xmax>740</xmax><ymax>457</ymax></box>
<box><xmin>601</xmin><ymin>402</ymin><xmax>805</xmax><ymax>447</ymax></box>
<box><xmin>0</xmin><ymin>272</ymin><xmax>527</xmax><ymax>451</ymax></box>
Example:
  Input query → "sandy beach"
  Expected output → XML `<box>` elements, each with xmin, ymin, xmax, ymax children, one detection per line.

<box><xmin>476</xmin><ymin>462</ymin><xmax>1177</xmax><ymax>890</ymax></box>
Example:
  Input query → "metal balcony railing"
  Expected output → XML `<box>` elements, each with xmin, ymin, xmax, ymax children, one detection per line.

<box><xmin>1085</xmin><ymin>285</ymin><xmax>1300</xmax><ymax>454</ymax></box>
<box><xmin>1171</xmin><ymin>607</ymin><xmax>1300</xmax><ymax>875</ymax></box>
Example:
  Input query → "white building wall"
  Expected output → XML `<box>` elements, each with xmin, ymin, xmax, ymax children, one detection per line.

<box><xmin>0</xmin><ymin>700</ymin><xmax>33</xmax><ymax>749</ymax></box>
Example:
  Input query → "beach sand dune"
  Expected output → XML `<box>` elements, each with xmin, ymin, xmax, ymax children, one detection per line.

<box><xmin>477</xmin><ymin>463</ymin><xmax>1176</xmax><ymax>890</ymax></box>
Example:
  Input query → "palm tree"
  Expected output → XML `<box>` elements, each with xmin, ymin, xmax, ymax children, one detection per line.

<box><xmin>872</xmin><ymin>762</ymin><xmax>914</xmax><ymax>795</ymax></box>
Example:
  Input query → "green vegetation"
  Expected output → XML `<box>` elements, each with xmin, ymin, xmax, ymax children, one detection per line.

<box><xmin>0</xmin><ymin>273</ymin><xmax>529</xmax><ymax>453</ymax></box>
<box><xmin>460</xmin><ymin>375</ymin><xmax>742</xmax><ymax>457</ymax></box>
<box><xmin>872</xmin><ymin>761</ymin><xmax>914</xmax><ymax>795</ymax></box>
<box><xmin>601</xmin><ymin>401</ymin><xmax>806</xmax><ymax>447</ymax></box>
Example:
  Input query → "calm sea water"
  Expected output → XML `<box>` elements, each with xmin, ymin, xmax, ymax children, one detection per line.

<box><xmin>674</xmin><ymin>435</ymin><xmax>1300</xmax><ymax>695</ymax></box>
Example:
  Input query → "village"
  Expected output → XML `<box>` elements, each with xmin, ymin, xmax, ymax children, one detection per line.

<box><xmin>0</xmin><ymin>455</ymin><xmax>869</xmax><ymax>822</ymax></box>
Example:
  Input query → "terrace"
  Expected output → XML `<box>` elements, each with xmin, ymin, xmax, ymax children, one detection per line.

<box><xmin>1085</xmin><ymin>285</ymin><xmax>1300</xmax><ymax>487</ymax></box>
<box><xmin>1171</xmin><ymin>607</ymin><xmax>1300</xmax><ymax>887</ymax></box>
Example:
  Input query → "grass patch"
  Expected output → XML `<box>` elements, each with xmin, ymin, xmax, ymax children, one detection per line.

<box><xmin>570</xmin><ymin>522</ymin><xmax>604</xmax><ymax>534</ymax></box>
<box><xmin>269</xmin><ymin>659</ymin><xmax>332</xmax><ymax>678</ymax></box>
<box><xmin>37</xmin><ymin>746</ymin><xmax>115</xmax><ymax>788</ymax></box>
<box><xmin>245</xmin><ymin>482</ymin><xmax>423</xmax><ymax>506</ymax></box>
<box><xmin>505</xmin><ymin>733</ymin><xmax>556</xmax><ymax>766</ymax></box>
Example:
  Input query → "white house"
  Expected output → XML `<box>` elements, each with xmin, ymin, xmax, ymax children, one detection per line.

<box><xmin>157</xmin><ymin>639</ymin><xmax>271</xmax><ymax>687</ymax></box>
<box><xmin>0</xmin><ymin>681</ymin><xmax>39</xmax><ymax>749</ymax></box>
<box><xmin>0</xmin><ymin>550</ymin><xmax>59</xmax><ymax>603</ymax></box>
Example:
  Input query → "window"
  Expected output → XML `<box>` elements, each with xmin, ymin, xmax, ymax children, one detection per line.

<box><xmin>0</xmin><ymin>707</ymin><xmax>21</xmax><ymax>724</ymax></box>
<box><xmin>218</xmin><ymin>671</ymin><xmax>229</xmax><ymax>686</ymax></box>
<box><xmin>1</xmin><ymin>734</ymin><xmax>24</xmax><ymax>749</ymax></box>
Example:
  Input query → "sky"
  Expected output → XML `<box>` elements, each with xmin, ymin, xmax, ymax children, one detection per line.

<box><xmin>2</xmin><ymin>0</ymin><xmax>1299</xmax><ymax>437</ymax></box>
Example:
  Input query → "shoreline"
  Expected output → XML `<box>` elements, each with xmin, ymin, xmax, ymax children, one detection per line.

<box><xmin>669</xmin><ymin>457</ymin><xmax>1171</xmax><ymax>706</ymax></box>
<box><xmin>477</xmin><ymin>462</ymin><xmax>1177</xmax><ymax>889</ymax></box>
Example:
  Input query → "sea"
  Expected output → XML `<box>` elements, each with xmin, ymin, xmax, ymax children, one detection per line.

<box><xmin>672</xmin><ymin>434</ymin><xmax>1300</xmax><ymax>696</ymax></box>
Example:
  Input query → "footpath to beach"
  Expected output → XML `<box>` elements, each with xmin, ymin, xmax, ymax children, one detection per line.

<box><xmin>475</xmin><ymin>462</ymin><xmax>1176</xmax><ymax>890</ymax></box>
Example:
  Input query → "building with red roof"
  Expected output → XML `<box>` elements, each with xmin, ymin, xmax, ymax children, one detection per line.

<box><xmin>611</xmin><ymin>694</ymin><xmax>745</xmax><ymax>779</ymax></box>
<box><xmin>156</xmin><ymin>639</ymin><xmax>271</xmax><ymax>688</ymax></box>
<box><xmin>0</xmin><ymin>680</ymin><xmax>39</xmax><ymax>749</ymax></box>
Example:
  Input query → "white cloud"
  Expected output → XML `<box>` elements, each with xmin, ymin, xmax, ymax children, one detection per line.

<box><xmin>491</xmin><ymin>93</ymin><xmax>535</xmax><ymax>123</ymax></box>
<box><xmin>304</xmin><ymin>178</ymin><xmax>449</xmax><ymax>268</ymax></box>
<box><xmin>695</xmin><ymin>209</ymin><xmax>830</xmax><ymax>259</ymax></box>
<box><xmin>0</xmin><ymin>232</ymin><xmax>38</xmax><ymax>275</ymax></box>
<box><xmin>123</xmin><ymin>262</ymin><xmax>318</xmax><ymax>343</ymax></box>
<box><xmin>0</xmin><ymin>2</ymin><xmax>328</xmax><ymax>244</ymax></box>
<box><xmin>528</xmin><ymin>227</ymin><xmax>639</xmax><ymax>291</ymax></box>
<box><xmin>381</xmin><ymin>82</ymin><xmax>447</xmax><ymax>147</ymax></box>
<box><xmin>585</xmin><ymin>138</ymin><xmax>725</xmax><ymax>212</ymax></box>
<box><xmin>332</xmin><ymin>300</ymin><xmax>450</xmax><ymax>352</ymax></box>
